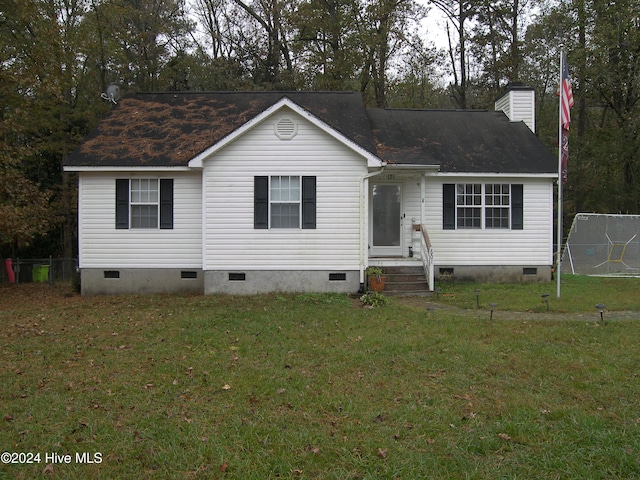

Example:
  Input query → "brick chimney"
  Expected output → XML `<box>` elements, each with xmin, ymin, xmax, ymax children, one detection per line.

<box><xmin>495</xmin><ymin>83</ymin><xmax>536</xmax><ymax>133</ymax></box>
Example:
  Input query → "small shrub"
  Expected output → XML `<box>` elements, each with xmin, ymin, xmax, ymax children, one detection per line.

<box><xmin>360</xmin><ymin>291</ymin><xmax>388</xmax><ymax>307</ymax></box>
<box><xmin>366</xmin><ymin>266</ymin><xmax>384</xmax><ymax>277</ymax></box>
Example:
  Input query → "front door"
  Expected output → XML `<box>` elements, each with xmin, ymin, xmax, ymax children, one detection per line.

<box><xmin>370</xmin><ymin>183</ymin><xmax>402</xmax><ymax>256</ymax></box>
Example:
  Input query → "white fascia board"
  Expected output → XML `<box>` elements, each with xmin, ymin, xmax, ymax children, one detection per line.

<box><xmin>188</xmin><ymin>97</ymin><xmax>384</xmax><ymax>168</ymax></box>
<box><xmin>63</xmin><ymin>166</ymin><xmax>194</xmax><ymax>172</ymax></box>
<box><xmin>434</xmin><ymin>172</ymin><xmax>557</xmax><ymax>179</ymax></box>
<box><xmin>385</xmin><ymin>164</ymin><xmax>440</xmax><ymax>170</ymax></box>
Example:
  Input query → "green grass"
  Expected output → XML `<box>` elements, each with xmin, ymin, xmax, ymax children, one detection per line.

<box><xmin>435</xmin><ymin>274</ymin><xmax>640</xmax><ymax>313</ymax></box>
<box><xmin>1</xmin><ymin>277</ymin><xmax>640</xmax><ymax>479</ymax></box>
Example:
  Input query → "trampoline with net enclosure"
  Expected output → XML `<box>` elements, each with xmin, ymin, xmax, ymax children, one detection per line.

<box><xmin>561</xmin><ymin>213</ymin><xmax>640</xmax><ymax>276</ymax></box>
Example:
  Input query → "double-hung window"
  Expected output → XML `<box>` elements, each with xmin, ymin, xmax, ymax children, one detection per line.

<box><xmin>254</xmin><ymin>176</ymin><xmax>316</xmax><ymax>229</ymax></box>
<box><xmin>131</xmin><ymin>179</ymin><xmax>159</xmax><ymax>228</ymax></box>
<box><xmin>443</xmin><ymin>183</ymin><xmax>523</xmax><ymax>230</ymax></box>
<box><xmin>116</xmin><ymin>178</ymin><xmax>173</xmax><ymax>229</ymax></box>
<box><xmin>485</xmin><ymin>183</ymin><xmax>511</xmax><ymax>228</ymax></box>
<box><xmin>456</xmin><ymin>183</ymin><xmax>482</xmax><ymax>228</ymax></box>
<box><xmin>270</xmin><ymin>176</ymin><xmax>300</xmax><ymax>228</ymax></box>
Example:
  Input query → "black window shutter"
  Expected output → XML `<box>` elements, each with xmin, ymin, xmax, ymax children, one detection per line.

<box><xmin>443</xmin><ymin>184</ymin><xmax>455</xmax><ymax>230</ymax></box>
<box><xmin>511</xmin><ymin>184</ymin><xmax>524</xmax><ymax>230</ymax></box>
<box><xmin>160</xmin><ymin>179</ymin><xmax>174</xmax><ymax>229</ymax></box>
<box><xmin>302</xmin><ymin>176</ymin><xmax>316</xmax><ymax>229</ymax></box>
<box><xmin>115</xmin><ymin>179</ymin><xmax>129</xmax><ymax>229</ymax></box>
<box><xmin>254</xmin><ymin>176</ymin><xmax>269</xmax><ymax>229</ymax></box>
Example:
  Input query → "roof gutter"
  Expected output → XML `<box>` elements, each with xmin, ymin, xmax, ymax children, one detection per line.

<box><xmin>63</xmin><ymin>166</ymin><xmax>194</xmax><ymax>172</ymax></box>
<box><xmin>384</xmin><ymin>164</ymin><xmax>440</xmax><ymax>170</ymax></box>
<box><xmin>433</xmin><ymin>171</ymin><xmax>557</xmax><ymax>178</ymax></box>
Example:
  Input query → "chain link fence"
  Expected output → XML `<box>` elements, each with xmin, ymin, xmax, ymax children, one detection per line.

<box><xmin>561</xmin><ymin>213</ymin><xmax>640</xmax><ymax>276</ymax></box>
<box><xmin>1</xmin><ymin>258</ymin><xmax>78</xmax><ymax>285</ymax></box>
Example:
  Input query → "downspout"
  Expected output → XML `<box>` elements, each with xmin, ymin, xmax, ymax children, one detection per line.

<box><xmin>359</xmin><ymin>166</ymin><xmax>385</xmax><ymax>293</ymax></box>
<box><xmin>420</xmin><ymin>174</ymin><xmax>426</xmax><ymax>226</ymax></box>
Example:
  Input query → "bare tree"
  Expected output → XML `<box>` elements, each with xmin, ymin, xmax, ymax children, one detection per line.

<box><xmin>431</xmin><ymin>0</ymin><xmax>476</xmax><ymax>108</ymax></box>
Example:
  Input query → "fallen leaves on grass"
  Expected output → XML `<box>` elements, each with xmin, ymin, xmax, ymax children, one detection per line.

<box><xmin>304</xmin><ymin>444</ymin><xmax>320</xmax><ymax>454</ymax></box>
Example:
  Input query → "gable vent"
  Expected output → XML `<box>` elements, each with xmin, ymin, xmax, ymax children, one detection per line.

<box><xmin>275</xmin><ymin>118</ymin><xmax>297</xmax><ymax>140</ymax></box>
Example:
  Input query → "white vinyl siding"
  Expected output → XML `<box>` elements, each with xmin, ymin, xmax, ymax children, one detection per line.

<box><xmin>425</xmin><ymin>176</ymin><xmax>553</xmax><ymax>265</ymax></box>
<box><xmin>401</xmin><ymin>179</ymin><xmax>422</xmax><ymax>255</ymax></box>
<box><xmin>202</xmin><ymin>108</ymin><xmax>366</xmax><ymax>270</ymax></box>
<box><xmin>495</xmin><ymin>89</ymin><xmax>536</xmax><ymax>133</ymax></box>
<box><xmin>78</xmin><ymin>171</ymin><xmax>202</xmax><ymax>268</ymax></box>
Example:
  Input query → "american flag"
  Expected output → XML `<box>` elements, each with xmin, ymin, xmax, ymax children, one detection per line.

<box><xmin>560</xmin><ymin>54</ymin><xmax>574</xmax><ymax>184</ymax></box>
<box><xmin>561</xmin><ymin>54</ymin><xmax>574</xmax><ymax>131</ymax></box>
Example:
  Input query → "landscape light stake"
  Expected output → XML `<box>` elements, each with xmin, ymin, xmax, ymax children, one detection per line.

<box><xmin>541</xmin><ymin>293</ymin><xmax>550</xmax><ymax>311</ymax></box>
<box><xmin>475</xmin><ymin>289</ymin><xmax>481</xmax><ymax>308</ymax></box>
<box><xmin>489</xmin><ymin>303</ymin><xmax>497</xmax><ymax>320</ymax></box>
<box><xmin>435</xmin><ymin>287</ymin><xmax>442</xmax><ymax>300</ymax></box>
<box><xmin>596</xmin><ymin>304</ymin><xmax>606</xmax><ymax>323</ymax></box>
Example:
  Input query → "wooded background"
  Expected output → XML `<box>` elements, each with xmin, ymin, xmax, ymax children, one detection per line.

<box><xmin>1</xmin><ymin>0</ymin><xmax>638</xmax><ymax>258</ymax></box>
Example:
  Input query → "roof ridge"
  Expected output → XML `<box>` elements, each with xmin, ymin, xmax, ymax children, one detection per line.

<box><xmin>375</xmin><ymin>107</ymin><xmax>490</xmax><ymax>113</ymax></box>
<box><xmin>132</xmin><ymin>90</ymin><xmax>361</xmax><ymax>95</ymax></box>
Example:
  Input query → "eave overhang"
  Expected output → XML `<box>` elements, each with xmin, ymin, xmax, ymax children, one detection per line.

<box><xmin>434</xmin><ymin>171</ymin><xmax>558</xmax><ymax>178</ymax></box>
<box><xmin>63</xmin><ymin>165</ymin><xmax>194</xmax><ymax>172</ymax></box>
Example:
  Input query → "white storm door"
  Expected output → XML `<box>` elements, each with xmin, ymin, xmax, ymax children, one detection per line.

<box><xmin>370</xmin><ymin>183</ymin><xmax>402</xmax><ymax>256</ymax></box>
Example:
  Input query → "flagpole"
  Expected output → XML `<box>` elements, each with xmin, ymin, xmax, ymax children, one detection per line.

<box><xmin>557</xmin><ymin>50</ymin><xmax>564</xmax><ymax>298</ymax></box>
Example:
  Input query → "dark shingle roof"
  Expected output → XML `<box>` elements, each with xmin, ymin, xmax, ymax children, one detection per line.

<box><xmin>66</xmin><ymin>91</ymin><xmax>556</xmax><ymax>174</ymax></box>
<box><xmin>66</xmin><ymin>91</ymin><xmax>377</xmax><ymax>167</ymax></box>
<box><xmin>366</xmin><ymin>108</ymin><xmax>556</xmax><ymax>173</ymax></box>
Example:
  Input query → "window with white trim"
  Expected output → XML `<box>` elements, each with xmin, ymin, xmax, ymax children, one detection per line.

<box><xmin>131</xmin><ymin>179</ymin><xmax>159</xmax><ymax>228</ymax></box>
<box><xmin>443</xmin><ymin>183</ymin><xmax>522</xmax><ymax>230</ymax></box>
<box><xmin>270</xmin><ymin>176</ymin><xmax>300</xmax><ymax>228</ymax></box>
<box><xmin>254</xmin><ymin>176</ymin><xmax>316</xmax><ymax>229</ymax></box>
<box><xmin>115</xmin><ymin>178</ymin><xmax>173</xmax><ymax>230</ymax></box>
<box><xmin>456</xmin><ymin>183</ymin><xmax>482</xmax><ymax>228</ymax></box>
<box><xmin>484</xmin><ymin>183</ymin><xmax>511</xmax><ymax>228</ymax></box>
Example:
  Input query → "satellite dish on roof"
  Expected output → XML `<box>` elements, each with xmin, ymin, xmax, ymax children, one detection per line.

<box><xmin>101</xmin><ymin>84</ymin><xmax>120</xmax><ymax>104</ymax></box>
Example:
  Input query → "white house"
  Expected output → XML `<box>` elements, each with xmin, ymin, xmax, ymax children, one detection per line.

<box><xmin>64</xmin><ymin>86</ymin><xmax>557</xmax><ymax>295</ymax></box>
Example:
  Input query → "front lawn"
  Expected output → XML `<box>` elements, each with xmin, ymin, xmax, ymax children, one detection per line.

<box><xmin>1</xmin><ymin>279</ymin><xmax>639</xmax><ymax>479</ymax></box>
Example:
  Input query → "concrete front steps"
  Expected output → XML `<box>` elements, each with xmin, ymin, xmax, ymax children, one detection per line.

<box><xmin>374</xmin><ymin>265</ymin><xmax>431</xmax><ymax>296</ymax></box>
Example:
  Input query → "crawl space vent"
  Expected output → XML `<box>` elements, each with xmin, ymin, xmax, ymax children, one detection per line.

<box><xmin>275</xmin><ymin>118</ymin><xmax>297</xmax><ymax>140</ymax></box>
